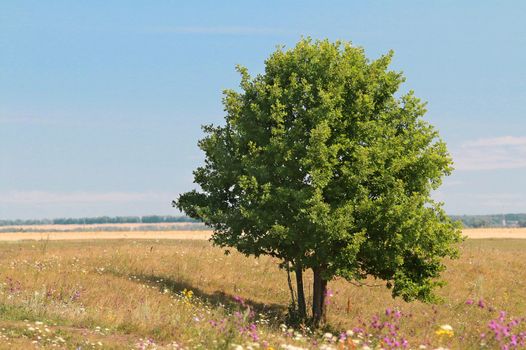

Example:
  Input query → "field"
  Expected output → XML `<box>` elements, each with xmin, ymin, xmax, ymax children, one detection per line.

<box><xmin>0</xmin><ymin>230</ymin><xmax>525</xmax><ymax>349</ymax></box>
<box><xmin>1</xmin><ymin>227</ymin><xmax>526</xmax><ymax>241</ymax></box>
<box><xmin>0</xmin><ymin>231</ymin><xmax>211</xmax><ymax>242</ymax></box>
<box><xmin>462</xmin><ymin>227</ymin><xmax>526</xmax><ymax>239</ymax></box>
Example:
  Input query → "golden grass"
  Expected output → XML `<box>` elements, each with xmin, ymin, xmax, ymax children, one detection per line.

<box><xmin>2</xmin><ymin>226</ymin><xmax>526</xmax><ymax>241</ymax></box>
<box><xmin>462</xmin><ymin>227</ymin><xmax>526</xmax><ymax>239</ymax></box>
<box><xmin>0</xmin><ymin>230</ymin><xmax>211</xmax><ymax>241</ymax></box>
<box><xmin>1</xmin><ymin>227</ymin><xmax>526</xmax><ymax>242</ymax></box>
<box><xmin>0</xmin><ymin>238</ymin><xmax>525</xmax><ymax>349</ymax></box>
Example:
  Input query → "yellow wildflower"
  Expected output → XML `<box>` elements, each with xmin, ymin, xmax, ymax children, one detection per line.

<box><xmin>435</xmin><ymin>324</ymin><xmax>454</xmax><ymax>337</ymax></box>
<box><xmin>182</xmin><ymin>289</ymin><xmax>194</xmax><ymax>300</ymax></box>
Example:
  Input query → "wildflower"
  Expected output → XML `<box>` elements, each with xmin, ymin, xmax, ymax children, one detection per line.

<box><xmin>477</xmin><ymin>299</ymin><xmax>485</xmax><ymax>309</ymax></box>
<box><xmin>465</xmin><ymin>298</ymin><xmax>474</xmax><ymax>305</ymax></box>
<box><xmin>319</xmin><ymin>345</ymin><xmax>336</xmax><ymax>350</ymax></box>
<box><xmin>71</xmin><ymin>290</ymin><xmax>81</xmax><ymax>301</ymax></box>
<box><xmin>234</xmin><ymin>295</ymin><xmax>246</xmax><ymax>307</ymax></box>
<box><xmin>182</xmin><ymin>289</ymin><xmax>194</xmax><ymax>300</ymax></box>
<box><xmin>338</xmin><ymin>332</ymin><xmax>347</xmax><ymax>343</ymax></box>
<box><xmin>435</xmin><ymin>324</ymin><xmax>454</xmax><ymax>337</ymax></box>
<box><xmin>280</xmin><ymin>345</ymin><xmax>307</xmax><ymax>350</ymax></box>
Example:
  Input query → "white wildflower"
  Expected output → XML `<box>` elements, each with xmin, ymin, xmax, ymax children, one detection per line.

<box><xmin>323</xmin><ymin>332</ymin><xmax>333</xmax><ymax>340</ymax></box>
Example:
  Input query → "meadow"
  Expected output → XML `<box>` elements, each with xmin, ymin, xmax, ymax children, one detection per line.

<box><xmin>0</xmin><ymin>235</ymin><xmax>525</xmax><ymax>349</ymax></box>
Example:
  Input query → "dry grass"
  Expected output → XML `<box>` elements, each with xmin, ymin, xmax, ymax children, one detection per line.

<box><xmin>0</xmin><ymin>231</ymin><xmax>211</xmax><ymax>241</ymax></box>
<box><xmin>2</xmin><ymin>227</ymin><xmax>526</xmax><ymax>240</ymax></box>
<box><xmin>0</xmin><ymin>238</ymin><xmax>525</xmax><ymax>349</ymax></box>
<box><xmin>462</xmin><ymin>227</ymin><xmax>526</xmax><ymax>239</ymax></box>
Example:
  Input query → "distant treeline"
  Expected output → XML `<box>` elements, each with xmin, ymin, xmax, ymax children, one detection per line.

<box><xmin>451</xmin><ymin>214</ymin><xmax>526</xmax><ymax>228</ymax></box>
<box><xmin>0</xmin><ymin>215</ymin><xmax>198</xmax><ymax>226</ymax></box>
<box><xmin>2</xmin><ymin>214</ymin><xmax>526</xmax><ymax>228</ymax></box>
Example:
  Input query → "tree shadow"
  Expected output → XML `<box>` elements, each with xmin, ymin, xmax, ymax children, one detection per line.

<box><xmin>122</xmin><ymin>271</ymin><xmax>288</xmax><ymax>325</ymax></box>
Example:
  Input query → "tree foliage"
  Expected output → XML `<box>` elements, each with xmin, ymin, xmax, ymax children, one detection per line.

<box><xmin>176</xmin><ymin>38</ymin><xmax>462</xmax><ymax>323</ymax></box>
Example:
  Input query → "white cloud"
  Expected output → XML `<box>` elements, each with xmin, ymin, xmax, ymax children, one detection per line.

<box><xmin>434</xmin><ymin>189</ymin><xmax>526</xmax><ymax>215</ymax></box>
<box><xmin>0</xmin><ymin>191</ymin><xmax>169</xmax><ymax>205</ymax></box>
<box><xmin>463</xmin><ymin>136</ymin><xmax>526</xmax><ymax>147</ymax></box>
<box><xmin>453</xmin><ymin>136</ymin><xmax>526</xmax><ymax>171</ymax></box>
<box><xmin>147</xmin><ymin>26</ymin><xmax>286</xmax><ymax>36</ymax></box>
<box><xmin>440</xmin><ymin>179</ymin><xmax>463</xmax><ymax>187</ymax></box>
<box><xmin>472</xmin><ymin>193</ymin><xmax>526</xmax><ymax>210</ymax></box>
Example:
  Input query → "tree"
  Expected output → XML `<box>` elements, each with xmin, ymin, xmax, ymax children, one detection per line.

<box><xmin>175</xmin><ymin>38</ymin><xmax>462</xmax><ymax>325</ymax></box>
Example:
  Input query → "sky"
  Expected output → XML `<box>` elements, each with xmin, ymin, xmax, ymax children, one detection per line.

<box><xmin>1</xmin><ymin>1</ymin><xmax>525</xmax><ymax>219</ymax></box>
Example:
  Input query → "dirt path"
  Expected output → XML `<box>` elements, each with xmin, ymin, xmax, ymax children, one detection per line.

<box><xmin>1</xmin><ymin>228</ymin><xmax>526</xmax><ymax>241</ymax></box>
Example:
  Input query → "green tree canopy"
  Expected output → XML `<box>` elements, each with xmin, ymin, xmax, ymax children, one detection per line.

<box><xmin>176</xmin><ymin>38</ymin><xmax>462</xmax><ymax>324</ymax></box>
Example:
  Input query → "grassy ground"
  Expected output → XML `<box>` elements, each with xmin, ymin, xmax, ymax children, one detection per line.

<box><xmin>0</xmin><ymin>238</ymin><xmax>525</xmax><ymax>349</ymax></box>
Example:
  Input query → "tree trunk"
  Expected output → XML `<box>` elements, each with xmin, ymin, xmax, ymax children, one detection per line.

<box><xmin>286</xmin><ymin>261</ymin><xmax>296</xmax><ymax>309</ymax></box>
<box><xmin>312</xmin><ymin>266</ymin><xmax>327</xmax><ymax>326</ymax></box>
<box><xmin>295</xmin><ymin>264</ymin><xmax>307</xmax><ymax>320</ymax></box>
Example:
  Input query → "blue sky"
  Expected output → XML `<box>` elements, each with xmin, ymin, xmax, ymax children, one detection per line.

<box><xmin>1</xmin><ymin>1</ymin><xmax>525</xmax><ymax>219</ymax></box>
